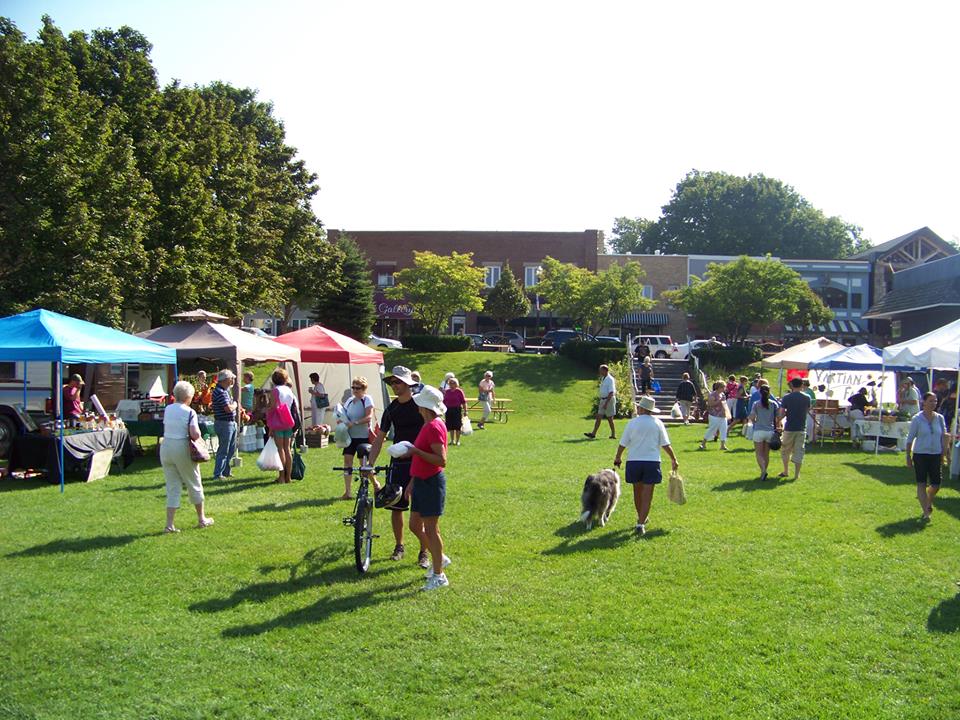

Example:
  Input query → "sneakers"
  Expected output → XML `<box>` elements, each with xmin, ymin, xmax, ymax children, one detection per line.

<box><xmin>583</xmin><ymin>432</ymin><xmax>596</xmax><ymax>439</ymax></box>
<box><xmin>698</xmin><ymin>442</ymin><xmax>706</xmax><ymax>450</ymax></box>
<box><xmin>417</xmin><ymin>549</ymin><xmax>430</xmax><ymax>568</ymax></box>
<box><xmin>390</xmin><ymin>544</ymin><xmax>404</xmax><ymax>561</ymax></box>
<box><xmin>423</xmin><ymin>573</ymin><xmax>449</xmax><ymax>591</ymax></box>
<box><xmin>425</xmin><ymin>554</ymin><xmax>452</xmax><ymax>578</ymax></box>
<box><xmin>634</xmin><ymin>523</ymin><xmax>646</xmax><ymax>536</ymax></box>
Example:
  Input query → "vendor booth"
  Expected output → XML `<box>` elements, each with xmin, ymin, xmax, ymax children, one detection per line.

<box><xmin>762</xmin><ymin>337</ymin><xmax>847</xmax><ymax>370</ymax></box>
<box><xmin>0</xmin><ymin>309</ymin><xmax>178</xmax><ymax>490</ymax></box>
<box><xmin>272</xmin><ymin>325</ymin><xmax>386</xmax><ymax>420</ymax></box>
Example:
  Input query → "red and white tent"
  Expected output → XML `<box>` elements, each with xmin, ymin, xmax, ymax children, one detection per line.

<box><xmin>273</xmin><ymin>326</ymin><xmax>386</xmax><ymax>416</ymax></box>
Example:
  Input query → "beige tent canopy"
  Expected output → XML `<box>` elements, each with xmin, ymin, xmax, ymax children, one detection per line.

<box><xmin>761</xmin><ymin>337</ymin><xmax>847</xmax><ymax>370</ymax></box>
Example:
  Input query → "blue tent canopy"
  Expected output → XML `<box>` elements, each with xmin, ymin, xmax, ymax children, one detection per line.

<box><xmin>808</xmin><ymin>343</ymin><xmax>914</xmax><ymax>372</ymax></box>
<box><xmin>0</xmin><ymin>309</ymin><xmax>177</xmax><ymax>364</ymax></box>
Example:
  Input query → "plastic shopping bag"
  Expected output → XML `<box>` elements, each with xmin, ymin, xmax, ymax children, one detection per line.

<box><xmin>670</xmin><ymin>402</ymin><xmax>683</xmax><ymax>420</ymax></box>
<box><xmin>256</xmin><ymin>437</ymin><xmax>283</xmax><ymax>472</ymax></box>
<box><xmin>651</xmin><ymin>380</ymin><xmax>662</xmax><ymax>394</ymax></box>
<box><xmin>461</xmin><ymin>414</ymin><xmax>473</xmax><ymax>435</ymax></box>
<box><xmin>667</xmin><ymin>469</ymin><xmax>687</xmax><ymax>505</ymax></box>
<box><xmin>744</xmin><ymin>421</ymin><xmax>754</xmax><ymax>441</ymax></box>
<box><xmin>333</xmin><ymin>422</ymin><xmax>351</xmax><ymax>449</ymax></box>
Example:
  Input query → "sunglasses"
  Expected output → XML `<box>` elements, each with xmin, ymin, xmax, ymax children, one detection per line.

<box><xmin>351</xmin><ymin>386</ymin><xmax>364</xmax><ymax>390</ymax></box>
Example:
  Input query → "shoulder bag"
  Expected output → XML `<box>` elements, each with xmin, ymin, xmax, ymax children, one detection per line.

<box><xmin>267</xmin><ymin>387</ymin><xmax>295</xmax><ymax>431</ymax></box>
<box><xmin>188</xmin><ymin>411</ymin><xmax>211</xmax><ymax>463</ymax></box>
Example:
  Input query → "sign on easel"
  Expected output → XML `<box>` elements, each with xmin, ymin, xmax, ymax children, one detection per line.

<box><xmin>86</xmin><ymin>449</ymin><xmax>113</xmax><ymax>482</ymax></box>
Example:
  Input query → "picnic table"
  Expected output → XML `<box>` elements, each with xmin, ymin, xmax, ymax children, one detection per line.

<box><xmin>463</xmin><ymin>397</ymin><xmax>513</xmax><ymax>423</ymax></box>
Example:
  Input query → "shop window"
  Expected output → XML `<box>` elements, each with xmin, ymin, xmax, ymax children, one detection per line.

<box><xmin>484</xmin><ymin>264</ymin><xmax>501</xmax><ymax>288</ymax></box>
<box><xmin>816</xmin><ymin>286</ymin><xmax>848</xmax><ymax>309</ymax></box>
<box><xmin>524</xmin><ymin>265</ymin><xmax>541</xmax><ymax>287</ymax></box>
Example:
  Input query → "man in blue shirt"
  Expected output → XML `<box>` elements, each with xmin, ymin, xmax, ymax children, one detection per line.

<box><xmin>211</xmin><ymin>369</ymin><xmax>238</xmax><ymax>480</ymax></box>
<box><xmin>777</xmin><ymin>377</ymin><xmax>811</xmax><ymax>480</ymax></box>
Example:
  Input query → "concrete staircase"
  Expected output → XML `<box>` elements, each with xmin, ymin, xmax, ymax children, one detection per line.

<box><xmin>633</xmin><ymin>357</ymin><xmax>694</xmax><ymax>419</ymax></box>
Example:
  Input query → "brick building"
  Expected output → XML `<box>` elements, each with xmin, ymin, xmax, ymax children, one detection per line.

<box><xmin>598</xmin><ymin>254</ymin><xmax>688</xmax><ymax>339</ymax></box>
<box><xmin>329</xmin><ymin>229</ymin><xmax>604</xmax><ymax>336</ymax></box>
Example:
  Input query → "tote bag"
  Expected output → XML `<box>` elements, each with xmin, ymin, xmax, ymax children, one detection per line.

<box><xmin>266</xmin><ymin>388</ymin><xmax>295</xmax><ymax>431</ymax></box>
<box><xmin>667</xmin><ymin>469</ymin><xmax>687</xmax><ymax>505</ymax></box>
<box><xmin>187</xmin><ymin>412</ymin><xmax>210</xmax><ymax>463</ymax></box>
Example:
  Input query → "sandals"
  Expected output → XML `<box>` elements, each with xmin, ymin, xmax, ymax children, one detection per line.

<box><xmin>163</xmin><ymin>526</ymin><xmax>180</xmax><ymax>534</ymax></box>
<box><xmin>197</xmin><ymin>517</ymin><xmax>215</xmax><ymax>529</ymax></box>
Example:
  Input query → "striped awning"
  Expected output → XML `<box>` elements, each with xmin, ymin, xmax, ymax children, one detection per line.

<box><xmin>617</xmin><ymin>312</ymin><xmax>669</xmax><ymax>326</ymax></box>
<box><xmin>783</xmin><ymin>319</ymin><xmax>863</xmax><ymax>334</ymax></box>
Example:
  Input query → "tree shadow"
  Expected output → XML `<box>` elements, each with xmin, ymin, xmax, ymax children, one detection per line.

<box><xmin>875</xmin><ymin>517</ymin><xmax>927</xmax><ymax>538</ymax></box>
<box><xmin>455</xmin><ymin>355</ymin><xmax>584</xmax><ymax>393</ymax></box>
<box><xmin>928</xmin><ymin>592</ymin><xmax>960</xmax><ymax>633</ymax></box>
<box><xmin>221</xmin><ymin>580</ymin><xmax>418</xmax><ymax>637</ymax></box>
<box><xmin>840</xmin><ymin>462</ymin><xmax>911</xmax><ymax>487</ymax></box>
<box><xmin>109</xmin><ymin>481</ymin><xmax>165</xmax><ymax>492</ymax></box>
<box><xmin>203</xmin><ymin>479</ymin><xmax>278</xmax><ymax>496</ymax></box>
<box><xmin>189</xmin><ymin>543</ymin><xmax>402</xmax><ymax>614</ymax></box>
<box><xmin>543</xmin><ymin>525</ymin><xmax>667</xmax><ymax>555</ymax></box>
<box><xmin>244</xmin><ymin>497</ymin><xmax>339</xmax><ymax>514</ymax></box>
<box><xmin>931</xmin><ymin>496</ymin><xmax>960</xmax><ymax>523</ymax></box>
<box><xmin>6</xmin><ymin>533</ymin><xmax>147</xmax><ymax>557</ymax></box>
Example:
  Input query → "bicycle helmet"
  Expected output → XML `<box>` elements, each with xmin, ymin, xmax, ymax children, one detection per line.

<box><xmin>374</xmin><ymin>483</ymin><xmax>403</xmax><ymax>509</ymax></box>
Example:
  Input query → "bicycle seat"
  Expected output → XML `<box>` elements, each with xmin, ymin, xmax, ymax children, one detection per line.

<box><xmin>355</xmin><ymin>443</ymin><xmax>372</xmax><ymax>459</ymax></box>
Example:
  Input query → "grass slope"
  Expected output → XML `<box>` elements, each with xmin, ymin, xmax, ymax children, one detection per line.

<box><xmin>1</xmin><ymin>351</ymin><xmax>959</xmax><ymax>719</ymax></box>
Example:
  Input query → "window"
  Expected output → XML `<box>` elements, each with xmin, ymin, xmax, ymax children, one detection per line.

<box><xmin>484</xmin><ymin>264</ymin><xmax>502</xmax><ymax>288</ymax></box>
<box><xmin>377</xmin><ymin>271</ymin><xmax>395</xmax><ymax>288</ymax></box>
<box><xmin>850</xmin><ymin>293</ymin><xmax>863</xmax><ymax>309</ymax></box>
<box><xmin>641</xmin><ymin>285</ymin><xmax>654</xmax><ymax>300</ymax></box>
<box><xmin>0</xmin><ymin>362</ymin><xmax>16</xmax><ymax>379</ymax></box>
<box><xmin>816</xmin><ymin>286</ymin><xmax>848</xmax><ymax>309</ymax></box>
<box><xmin>524</xmin><ymin>265</ymin><xmax>541</xmax><ymax>287</ymax></box>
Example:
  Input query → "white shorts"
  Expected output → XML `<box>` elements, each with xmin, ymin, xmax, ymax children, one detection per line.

<box><xmin>752</xmin><ymin>429</ymin><xmax>775</xmax><ymax>444</ymax></box>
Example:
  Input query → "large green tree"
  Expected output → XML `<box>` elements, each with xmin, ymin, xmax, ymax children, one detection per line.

<box><xmin>388</xmin><ymin>251</ymin><xmax>485</xmax><ymax>335</ymax></box>
<box><xmin>484</xmin><ymin>264</ymin><xmax>530</xmax><ymax>331</ymax></box>
<box><xmin>608</xmin><ymin>217</ymin><xmax>655</xmax><ymax>254</ymax></box>
<box><xmin>661</xmin><ymin>256</ymin><xmax>833</xmax><ymax>344</ymax></box>
<box><xmin>310</xmin><ymin>235</ymin><xmax>375</xmax><ymax>341</ymax></box>
<box><xmin>622</xmin><ymin>170</ymin><xmax>869</xmax><ymax>259</ymax></box>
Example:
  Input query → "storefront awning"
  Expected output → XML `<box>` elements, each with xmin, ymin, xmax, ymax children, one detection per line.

<box><xmin>617</xmin><ymin>312</ymin><xmax>669</xmax><ymax>326</ymax></box>
<box><xmin>783</xmin><ymin>319</ymin><xmax>863</xmax><ymax>334</ymax></box>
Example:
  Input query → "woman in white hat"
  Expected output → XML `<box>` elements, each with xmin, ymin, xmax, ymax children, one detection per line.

<box><xmin>477</xmin><ymin>371</ymin><xmax>495</xmax><ymax>429</ymax></box>
<box><xmin>613</xmin><ymin>395</ymin><xmax>679</xmax><ymax>536</ymax></box>
<box><xmin>404</xmin><ymin>385</ymin><xmax>451</xmax><ymax>590</ymax></box>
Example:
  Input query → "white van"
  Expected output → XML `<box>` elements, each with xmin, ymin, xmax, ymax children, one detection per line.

<box><xmin>629</xmin><ymin>335</ymin><xmax>677</xmax><ymax>358</ymax></box>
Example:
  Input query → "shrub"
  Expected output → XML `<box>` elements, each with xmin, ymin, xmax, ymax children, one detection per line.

<box><xmin>559</xmin><ymin>340</ymin><xmax>627</xmax><ymax>368</ymax></box>
<box><xmin>403</xmin><ymin>334</ymin><xmax>472</xmax><ymax>352</ymax></box>
<box><xmin>588</xmin><ymin>359</ymin><xmax>635</xmax><ymax>418</ymax></box>
<box><xmin>693</xmin><ymin>345</ymin><xmax>761</xmax><ymax>370</ymax></box>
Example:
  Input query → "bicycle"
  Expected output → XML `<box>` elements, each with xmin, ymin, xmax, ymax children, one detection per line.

<box><xmin>333</xmin><ymin>444</ymin><xmax>390</xmax><ymax>574</ymax></box>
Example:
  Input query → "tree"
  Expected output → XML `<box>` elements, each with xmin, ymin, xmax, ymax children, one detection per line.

<box><xmin>633</xmin><ymin>170</ymin><xmax>869</xmax><ymax>259</ymax></box>
<box><xmin>661</xmin><ymin>255</ymin><xmax>834</xmax><ymax>344</ymax></box>
<box><xmin>537</xmin><ymin>257</ymin><xmax>653</xmax><ymax>334</ymax></box>
<box><xmin>608</xmin><ymin>217</ymin><xmax>654</xmax><ymax>254</ymax></box>
<box><xmin>787</xmin><ymin>287</ymin><xmax>834</xmax><ymax>340</ymax></box>
<box><xmin>387</xmin><ymin>251</ymin><xmax>485</xmax><ymax>335</ymax></box>
<box><xmin>310</xmin><ymin>235</ymin><xmax>375</xmax><ymax>340</ymax></box>
<box><xmin>484</xmin><ymin>264</ymin><xmax>530</xmax><ymax>331</ymax></box>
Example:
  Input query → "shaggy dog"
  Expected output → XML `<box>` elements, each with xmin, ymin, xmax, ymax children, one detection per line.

<box><xmin>579</xmin><ymin>469</ymin><xmax>621</xmax><ymax>529</ymax></box>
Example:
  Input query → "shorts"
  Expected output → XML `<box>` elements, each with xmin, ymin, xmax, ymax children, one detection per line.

<box><xmin>411</xmin><ymin>471</ymin><xmax>446</xmax><ymax>517</ymax></box>
<box><xmin>625</xmin><ymin>460</ymin><xmax>662</xmax><ymax>485</ymax></box>
<box><xmin>752</xmin><ymin>429</ymin><xmax>775</xmax><ymax>444</ymax></box>
<box><xmin>913</xmin><ymin>453</ymin><xmax>943</xmax><ymax>487</ymax></box>
<box><xmin>343</xmin><ymin>436</ymin><xmax>369</xmax><ymax>457</ymax></box>
<box><xmin>780</xmin><ymin>430</ymin><xmax>806</xmax><ymax>463</ymax></box>
<box><xmin>386</xmin><ymin>460</ymin><xmax>412</xmax><ymax>512</ymax></box>
<box><xmin>273</xmin><ymin>429</ymin><xmax>294</xmax><ymax>439</ymax></box>
<box><xmin>597</xmin><ymin>398</ymin><xmax>616</xmax><ymax>418</ymax></box>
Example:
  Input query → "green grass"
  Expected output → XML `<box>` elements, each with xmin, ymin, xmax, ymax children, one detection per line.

<box><xmin>2</xmin><ymin>351</ymin><xmax>959</xmax><ymax>719</ymax></box>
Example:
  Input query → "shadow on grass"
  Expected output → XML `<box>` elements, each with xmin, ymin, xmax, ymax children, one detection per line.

<box><xmin>0</xmin><ymin>477</ymin><xmax>58</xmax><ymax>493</ymax></box>
<box><xmin>454</xmin><ymin>355</ymin><xmax>583</xmax><ymax>393</ymax></box>
<box><xmin>931</xmin><ymin>496</ymin><xmax>960</xmax><ymax>523</ymax></box>
<box><xmin>928</xmin><ymin>592</ymin><xmax>960</xmax><ymax>633</ymax></box>
<box><xmin>6</xmin><ymin>533</ymin><xmax>148</xmax><ymax>557</ymax></box>
<box><xmin>190</xmin><ymin>543</ymin><xmax>404</xmax><ymax>615</ymax></box>
<box><xmin>712</xmin><ymin>476</ymin><xmax>790</xmax><ymax>492</ymax></box>
<box><xmin>543</xmin><ymin>524</ymin><xmax>667</xmax><ymax>555</ymax></box>
<box><xmin>841</xmin><ymin>462</ymin><xmax>911</xmax><ymax>487</ymax></box>
<box><xmin>244</xmin><ymin>497</ymin><xmax>338</xmax><ymax>514</ymax></box>
<box><xmin>109</xmin><ymin>481</ymin><xmax>165</xmax><ymax>492</ymax></box>
<box><xmin>875</xmin><ymin>517</ymin><xmax>927</xmax><ymax>537</ymax></box>
<box><xmin>559</xmin><ymin>437</ymin><xmax>612</xmax><ymax>444</ymax></box>
<box><xmin>203</xmin><ymin>479</ymin><xmax>278</xmax><ymax>496</ymax></box>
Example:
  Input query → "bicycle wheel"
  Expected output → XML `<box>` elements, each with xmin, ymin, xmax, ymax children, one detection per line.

<box><xmin>353</xmin><ymin>491</ymin><xmax>373</xmax><ymax>573</ymax></box>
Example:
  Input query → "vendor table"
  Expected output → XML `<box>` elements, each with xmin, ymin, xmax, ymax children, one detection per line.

<box><xmin>9</xmin><ymin>428</ymin><xmax>135</xmax><ymax>483</ymax></box>
<box><xmin>124</xmin><ymin>419</ymin><xmax>216</xmax><ymax>452</ymax></box>
<box><xmin>852</xmin><ymin>419</ymin><xmax>911</xmax><ymax>451</ymax></box>
<box><xmin>464</xmin><ymin>398</ymin><xmax>514</xmax><ymax>423</ymax></box>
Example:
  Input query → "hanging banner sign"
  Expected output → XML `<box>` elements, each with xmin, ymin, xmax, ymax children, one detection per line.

<box><xmin>374</xmin><ymin>291</ymin><xmax>415</xmax><ymax>320</ymax></box>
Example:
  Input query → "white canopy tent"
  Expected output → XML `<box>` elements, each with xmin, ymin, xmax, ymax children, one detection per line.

<box><xmin>762</xmin><ymin>337</ymin><xmax>847</xmax><ymax>370</ymax></box>
<box><xmin>882</xmin><ymin>317</ymin><xmax>960</xmax><ymax>370</ymax></box>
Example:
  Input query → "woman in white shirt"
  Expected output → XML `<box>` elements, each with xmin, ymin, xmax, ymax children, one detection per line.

<box><xmin>160</xmin><ymin>380</ymin><xmax>214</xmax><ymax>532</ymax></box>
<box><xmin>613</xmin><ymin>396</ymin><xmax>679</xmax><ymax>536</ymax></box>
<box><xmin>266</xmin><ymin>368</ymin><xmax>297</xmax><ymax>483</ymax></box>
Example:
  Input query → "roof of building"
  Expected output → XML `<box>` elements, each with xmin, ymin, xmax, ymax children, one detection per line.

<box><xmin>862</xmin><ymin>275</ymin><xmax>960</xmax><ymax>319</ymax></box>
<box><xmin>847</xmin><ymin>226</ymin><xmax>955</xmax><ymax>261</ymax></box>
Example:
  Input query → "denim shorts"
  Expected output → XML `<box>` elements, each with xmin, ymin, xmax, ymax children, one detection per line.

<box><xmin>411</xmin><ymin>471</ymin><xmax>446</xmax><ymax>517</ymax></box>
<box><xmin>625</xmin><ymin>460</ymin><xmax>662</xmax><ymax>485</ymax></box>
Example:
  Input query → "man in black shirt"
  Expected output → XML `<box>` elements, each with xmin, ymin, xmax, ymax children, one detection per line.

<box><xmin>675</xmin><ymin>372</ymin><xmax>696</xmax><ymax>425</ymax></box>
<box><xmin>847</xmin><ymin>387</ymin><xmax>873</xmax><ymax>419</ymax></box>
<box><xmin>369</xmin><ymin>366</ymin><xmax>427</xmax><ymax>565</ymax></box>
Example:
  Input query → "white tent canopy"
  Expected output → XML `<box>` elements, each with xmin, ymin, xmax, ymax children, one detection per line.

<box><xmin>882</xmin><ymin>318</ymin><xmax>960</xmax><ymax>370</ymax></box>
<box><xmin>761</xmin><ymin>337</ymin><xmax>847</xmax><ymax>370</ymax></box>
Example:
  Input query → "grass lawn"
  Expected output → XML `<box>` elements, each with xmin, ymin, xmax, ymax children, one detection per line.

<box><xmin>2</xmin><ymin>351</ymin><xmax>959</xmax><ymax>719</ymax></box>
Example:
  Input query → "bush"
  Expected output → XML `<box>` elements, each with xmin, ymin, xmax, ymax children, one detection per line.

<box><xmin>403</xmin><ymin>334</ymin><xmax>472</xmax><ymax>352</ymax></box>
<box><xmin>693</xmin><ymin>345</ymin><xmax>761</xmax><ymax>370</ymax></box>
<box><xmin>559</xmin><ymin>340</ymin><xmax>627</xmax><ymax>368</ymax></box>
<box><xmin>588</xmin><ymin>359</ymin><xmax>634</xmax><ymax>419</ymax></box>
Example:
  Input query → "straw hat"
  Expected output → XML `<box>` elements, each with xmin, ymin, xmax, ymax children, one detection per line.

<box><xmin>637</xmin><ymin>396</ymin><xmax>660</xmax><ymax>414</ymax></box>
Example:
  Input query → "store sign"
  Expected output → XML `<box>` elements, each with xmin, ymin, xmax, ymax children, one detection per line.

<box><xmin>374</xmin><ymin>291</ymin><xmax>414</xmax><ymax>319</ymax></box>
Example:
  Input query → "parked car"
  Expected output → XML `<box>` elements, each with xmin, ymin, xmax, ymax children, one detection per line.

<box><xmin>542</xmin><ymin>329</ymin><xmax>595</xmax><ymax>350</ymax></box>
<box><xmin>240</xmin><ymin>326</ymin><xmax>273</xmax><ymax>337</ymax></box>
<box><xmin>369</xmin><ymin>333</ymin><xmax>403</xmax><ymax>349</ymax></box>
<box><xmin>465</xmin><ymin>333</ymin><xmax>484</xmax><ymax>350</ymax></box>
<box><xmin>482</xmin><ymin>331</ymin><xmax>525</xmax><ymax>352</ymax></box>
<box><xmin>629</xmin><ymin>335</ymin><xmax>676</xmax><ymax>358</ymax></box>
<box><xmin>594</xmin><ymin>335</ymin><xmax>624</xmax><ymax>345</ymax></box>
<box><xmin>670</xmin><ymin>339</ymin><xmax>727</xmax><ymax>360</ymax></box>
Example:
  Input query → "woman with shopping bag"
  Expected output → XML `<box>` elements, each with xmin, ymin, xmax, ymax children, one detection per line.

<box><xmin>265</xmin><ymin>368</ymin><xmax>297</xmax><ymax>484</ymax></box>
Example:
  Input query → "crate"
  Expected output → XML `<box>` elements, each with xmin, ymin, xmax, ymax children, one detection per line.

<box><xmin>305</xmin><ymin>432</ymin><xmax>328</xmax><ymax>448</ymax></box>
<box><xmin>238</xmin><ymin>425</ymin><xmax>264</xmax><ymax>452</ymax></box>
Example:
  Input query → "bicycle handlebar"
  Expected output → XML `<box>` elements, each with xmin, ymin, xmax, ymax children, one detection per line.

<box><xmin>332</xmin><ymin>465</ymin><xmax>391</xmax><ymax>473</ymax></box>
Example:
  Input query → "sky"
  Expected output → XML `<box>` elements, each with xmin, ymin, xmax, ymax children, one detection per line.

<box><xmin>6</xmin><ymin>0</ymin><xmax>960</xmax><ymax>246</ymax></box>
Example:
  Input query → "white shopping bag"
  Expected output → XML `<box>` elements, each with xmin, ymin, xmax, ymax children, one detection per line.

<box><xmin>256</xmin><ymin>437</ymin><xmax>283</xmax><ymax>472</ymax></box>
<box><xmin>744</xmin><ymin>421</ymin><xmax>754</xmax><ymax>441</ymax></box>
<box><xmin>461</xmin><ymin>414</ymin><xmax>473</xmax><ymax>435</ymax></box>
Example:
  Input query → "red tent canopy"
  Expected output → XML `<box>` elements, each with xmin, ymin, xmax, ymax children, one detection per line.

<box><xmin>273</xmin><ymin>325</ymin><xmax>384</xmax><ymax>364</ymax></box>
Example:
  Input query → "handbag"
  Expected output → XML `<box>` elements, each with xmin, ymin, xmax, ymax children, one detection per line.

<box><xmin>291</xmin><ymin>447</ymin><xmax>306</xmax><ymax>481</ymax></box>
<box><xmin>186</xmin><ymin>411</ymin><xmax>211</xmax><ymax>463</ymax></box>
<box><xmin>478</xmin><ymin>390</ymin><xmax>489</xmax><ymax>402</ymax></box>
<box><xmin>768</xmin><ymin>430</ymin><xmax>783</xmax><ymax>451</ymax></box>
<box><xmin>461</xmin><ymin>414</ymin><xmax>473</xmax><ymax>435</ymax></box>
<box><xmin>667</xmin><ymin>469</ymin><xmax>687</xmax><ymax>504</ymax></box>
<box><xmin>316</xmin><ymin>393</ymin><xmax>330</xmax><ymax>409</ymax></box>
<box><xmin>266</xmin><ymin>387</ymin><xmax>295</xmax><ymax>431</ymax></box>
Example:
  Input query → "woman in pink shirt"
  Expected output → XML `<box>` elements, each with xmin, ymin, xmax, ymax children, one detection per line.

<box><xmin>404</xmin><ymin>385</ymin><xmax>450</xmax><ymax>590</ymax></box>
<box><xmin>443</xmin><ymin>377</ymin><xmax>467</xmax><ymax>446</ymax></box>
